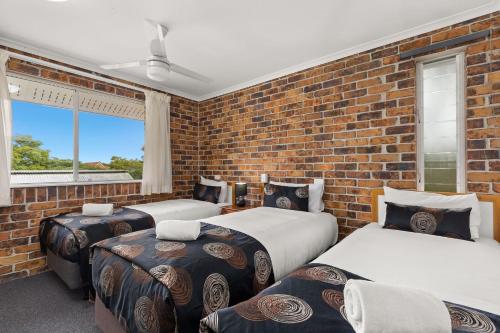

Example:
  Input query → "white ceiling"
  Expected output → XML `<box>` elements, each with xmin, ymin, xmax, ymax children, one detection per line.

<box><xmin>0</xmin><ymin>0</ymin><xmax>498</xmax><ymax>101</ymax></box>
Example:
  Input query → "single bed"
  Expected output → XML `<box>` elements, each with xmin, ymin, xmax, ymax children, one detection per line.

<box><xmin>92</xmin><ymin>206</ymin><xmax>338</xmax><ymax>333</ymax></box>
<box><xmin>201</xmin><ymin>190</ymin><xmax>500</xmax><ymax>333</ymax></box>
<box><xmin>41</xmin><ymin>186</ymin><xmax>233</xmax><ymax>290</ymax></box>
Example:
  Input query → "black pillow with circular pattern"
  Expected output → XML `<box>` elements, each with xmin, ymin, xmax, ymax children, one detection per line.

<box><xmin>263</xmin><ymin>183</ymin><xmax>309</xmax><ymax>212</ymax></box>
<box><xmin>193</xmin><ymin>183</ymin><xmax>221</xmax><ymax>204</ymax></box>
<box><xmin>383</xmin><ymin>201</ymin><xmax>473</xmax><ymax>241</ymax></box>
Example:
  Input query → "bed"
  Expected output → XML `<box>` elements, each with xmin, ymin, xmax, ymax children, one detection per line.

<box><xmin>40</xmin><ymin>186</ymin><xmax>233</xmax><ymax>290</ymax></box>
<box><xmin>92</xmin><ymin>206</ymin><xmax>338</xmax><ymax>333</ymax></box>
<box><xmin>201</xmin><ymin>190</ymin><xmax>500</xmax><ymax>333</ymax></box>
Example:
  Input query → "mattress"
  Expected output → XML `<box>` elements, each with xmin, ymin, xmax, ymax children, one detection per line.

<box><xmin>313</xmin><ymin>223</ymin><xmax>500</xmax><ymax>314</ymax></box>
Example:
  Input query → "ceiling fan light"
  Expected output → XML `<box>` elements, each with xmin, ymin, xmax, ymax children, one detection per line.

<box><xmin>147</xmin><ymin>61</ymin><xmax>169</xmax><ymax>81</ymax></box>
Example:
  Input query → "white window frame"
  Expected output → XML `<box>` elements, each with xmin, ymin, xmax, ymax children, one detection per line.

<box><xmin>416</xmin><ymin>51</ymin><xmax>466</xmax><ymax>193</ymax></box>
<box><xmin>8</xmin><ymin>74</ymin><xmax>145</xmax><ymax>187</ymax></box>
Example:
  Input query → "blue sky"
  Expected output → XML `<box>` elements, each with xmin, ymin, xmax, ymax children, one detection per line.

<box><xmin>12</xmin><ymin>101</ymin><xmax>144</xmax><ymax>162</ymax></box>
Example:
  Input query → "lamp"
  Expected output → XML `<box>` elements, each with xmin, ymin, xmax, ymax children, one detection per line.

<box><xmin>235</xmin><ymin>183</ymin><xmax>247</xmax><ymax>207</ymax></box>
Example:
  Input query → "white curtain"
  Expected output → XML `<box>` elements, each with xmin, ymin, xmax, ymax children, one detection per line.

<box><xmin>141</xmin><ymin>91</ymin><xmax>172</xmax><ymax>195</ymax></box>
<box><xmin>0</xmin><ymin>51</ymin><xmax>12</xmax><ymax>207</ymax></box>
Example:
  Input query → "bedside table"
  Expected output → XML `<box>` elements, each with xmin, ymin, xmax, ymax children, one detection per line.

<box><xmin>221</xmin><ymin>205</ymin><xmax>258</xmax><ymax>215</ymax></box>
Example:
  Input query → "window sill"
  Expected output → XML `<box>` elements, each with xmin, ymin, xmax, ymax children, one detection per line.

<box><xmin>10</xmin><ymin>180</ymin><xmax>142</xmax><ymax>189</ymax></box>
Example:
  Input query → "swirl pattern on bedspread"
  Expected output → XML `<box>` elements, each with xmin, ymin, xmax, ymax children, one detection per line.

<box><xmin>39</xmin><ymin>207</ymin><xmax>155</xmax><ymax>286</ymax></box>
<box><xmin>200</xmin><ymin>263</ymin><xmax>500</xmax><ymax>333</ymax></box>
<box><xmin>91</xmin><ymin>223</ymin><xmax>274</xmax><ymax>333</ymax></box>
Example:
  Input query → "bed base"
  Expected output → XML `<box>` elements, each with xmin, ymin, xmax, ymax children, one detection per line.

<box><xmin>47</xmin><ymin>249</ymin><xmax>83</xmax><ymax>290</ymax></box>
<box><xmin>95</xmin><ymin>295</ymin><xmax>126</xmax><ymax>333</ymax></box>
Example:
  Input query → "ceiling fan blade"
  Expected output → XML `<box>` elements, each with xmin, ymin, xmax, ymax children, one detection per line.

<box><xmin>100</xmin><ymin>60</ymin><xmax>146</xmax><ymax>70</ymax></box>
<box><xmin>170</xmin><ymin>63</ymin><xmax>211</xmax><ymax>83</ymax></box>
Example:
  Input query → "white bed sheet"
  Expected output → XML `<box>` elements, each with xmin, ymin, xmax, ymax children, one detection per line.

<box><xmin>314</xmin><ymin>223</ymin><xmax>500</xmax><ymax>314</ymax></box>
<box><xmin>203</xmin><ymin>207</ymin><xmax>338</xmax><ymax>280</ymax></box>
<box><xmin>127</xmin><ymin>199</ymin><xmax>221</xmax><ymax>223</ymax></box>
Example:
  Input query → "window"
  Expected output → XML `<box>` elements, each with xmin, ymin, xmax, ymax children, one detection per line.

<box><xmin>79</xmin><ymin>112</ymin><xmax>144</xmax><ymax>181</ymax></box>
<box><xmin>12</xmin><ymin>101</ymin><xmax>74</xmax><ymax>177</ymax></box>
<box><xmin>9</xmin><ymin>75</ymin><xmax>145</xmax><ymax>185</ymax></box>
<box><xmin>416</xmin><ymin>54</ymin><xmax>465</xmax><ymax>192</ymax></box>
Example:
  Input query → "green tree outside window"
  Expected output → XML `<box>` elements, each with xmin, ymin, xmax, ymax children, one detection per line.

<box><xmin>12</xmin><ymin>135</ymin><xmax>143</xmax><ymax>179</ymax></box>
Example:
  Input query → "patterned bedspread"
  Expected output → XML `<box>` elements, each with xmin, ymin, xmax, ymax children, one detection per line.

<box><xmin>40</xmin><ymin>207</ymin><xmax>155</xmax><ymax>285</ymax></box>
<box><xmin>201</xmin><ymin>263</ymin><xmax>500</xmax><ymax>333</ymax></box>
<box><xmin>91</xmin><ymin>223</ymin><xmax>274</xmax><ymax>333</ymax></box>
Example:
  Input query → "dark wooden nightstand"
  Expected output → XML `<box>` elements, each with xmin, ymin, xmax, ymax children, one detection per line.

<box><xmin>221</xmin><ymin>205</ymin><xmax>259</xmax><ymax>215</ymax></box>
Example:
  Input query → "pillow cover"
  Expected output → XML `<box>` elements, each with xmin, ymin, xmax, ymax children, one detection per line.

<box><xmin>263</xmin><ymin>183</ymin><xmax>309</xmax><ymax>212</ymax></box>
<box><xmin>193</xmin><ymin>183</ymin><xmax>221</xmax><ymax>204</ymax></box>
<box><xmin>270</xmin><ymin>179</ymin><xmax>324</xmax><ymax>213</ymax></box>
<box><xmin>382</xmin><ymin>187</ymin><xmax>481</xmax><ymax>239</ymax></box>
<box><xmin>384</xmin><ymin>202</ymin><xmax>473</xmax><ymax>241</ymax></box>
<box><xmin>200</xmin><ymin>176</ymin><xmax>228</xmax><ymax>204</ymax></box>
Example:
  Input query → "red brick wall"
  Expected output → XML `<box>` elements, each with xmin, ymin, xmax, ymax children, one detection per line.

<box><xmin>1</xmin><ymin>12</ymin><xmax>499</xmax><ymax>282</ymax></box>
<box><xmin>0</xmin><ymin>52</ymin><xmax>199</xmax><ymax>282</ymax></box>
<box><xmin>199</xmin><ymin>12</ymin><xmax>500</xmax><ymax>238</ymax></box>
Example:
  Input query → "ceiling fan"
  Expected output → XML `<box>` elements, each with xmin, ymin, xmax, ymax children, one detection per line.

<box><xmin>100</xmin><ymin>20</ymin><xmax>211</xmax><ymax>83</ymax></box>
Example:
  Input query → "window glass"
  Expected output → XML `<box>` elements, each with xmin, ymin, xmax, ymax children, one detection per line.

<box><xmin>11</xmin><ymin>100</ymin><xmax>74</xmax><ymax>185</ymax></box>
<box><xmin>78</xmin><ymin>111</ymin><xmax>144</xmax><ymax>181</ymax></box>
<box><xmin>421</xmin><ymin>57</ymin><xmax>459</xmax><ymax>192</ymax></box>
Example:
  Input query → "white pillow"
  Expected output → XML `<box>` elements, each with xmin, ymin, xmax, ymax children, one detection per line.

<box><xmin>270</xmin><ymin>179</ymin><xmax>325</xmax><ymax>213</ymax></box>
<box><xmin>383</xmin><ymin>187</ymin><xmax>481</xmax><ymax>239</ymax></box>
<box><xmin>200</xmin><ymin>176</ymin><xmax>227</xmax><ymax>204</ymax></box>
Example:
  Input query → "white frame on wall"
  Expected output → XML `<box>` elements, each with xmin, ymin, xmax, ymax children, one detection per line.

<box><xmin>416</xmin><ymin>50</ymin><xmax>466</xmax><ymax>193</ymax></box>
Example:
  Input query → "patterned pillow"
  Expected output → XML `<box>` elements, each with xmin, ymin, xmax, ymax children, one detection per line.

<box><xmin>263</xmin><ymin>183</ymin><xmax>309</xmax><ymax>212</ymax></box>
<box><xmin>193</xmin><ymin>183</ymin><xmax>221</xmax><ymax>204</ymax></box>
<box><xmin>383</xmin><ymin>202</ymin><xmax>473</xmax><ymax>241</ymax></box>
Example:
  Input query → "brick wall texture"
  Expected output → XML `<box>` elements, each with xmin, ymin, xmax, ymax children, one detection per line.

<box><xmin>198</xmin><ymin>12</ymin><xmax>500</xmax><ymax>236</ymax></box>
<box><xmin>1</xmin><ymin>11</ymin><xmax>499</xmax><ymax>282</ymax></box>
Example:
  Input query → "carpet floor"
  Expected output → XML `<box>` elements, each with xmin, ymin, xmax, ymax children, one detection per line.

<box><xmin>0</xmin><ymin>272</ymin><xmax>100</xmax><ymax>333</ymax></box>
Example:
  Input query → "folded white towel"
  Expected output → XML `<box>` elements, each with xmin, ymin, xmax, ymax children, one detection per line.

<box><xmin>156</xmin><ymin>220</ymin><xmax>201</xmax><ymax>241</ymax></box>
<box><xmin>343</xmin><ymin>279</ymin><xmax>451</xmax><ymax>333</ymax></box>
<box><xmin>82</xmin><ymin>203</ymin><xmax>114</xmax><ymax>216</ymax></box>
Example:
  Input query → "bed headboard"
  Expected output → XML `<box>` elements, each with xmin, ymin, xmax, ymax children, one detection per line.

<box><xmin>371</xmin><ymin>189</ymin><xmax>500</xmax><ymax>242</ymax></box>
